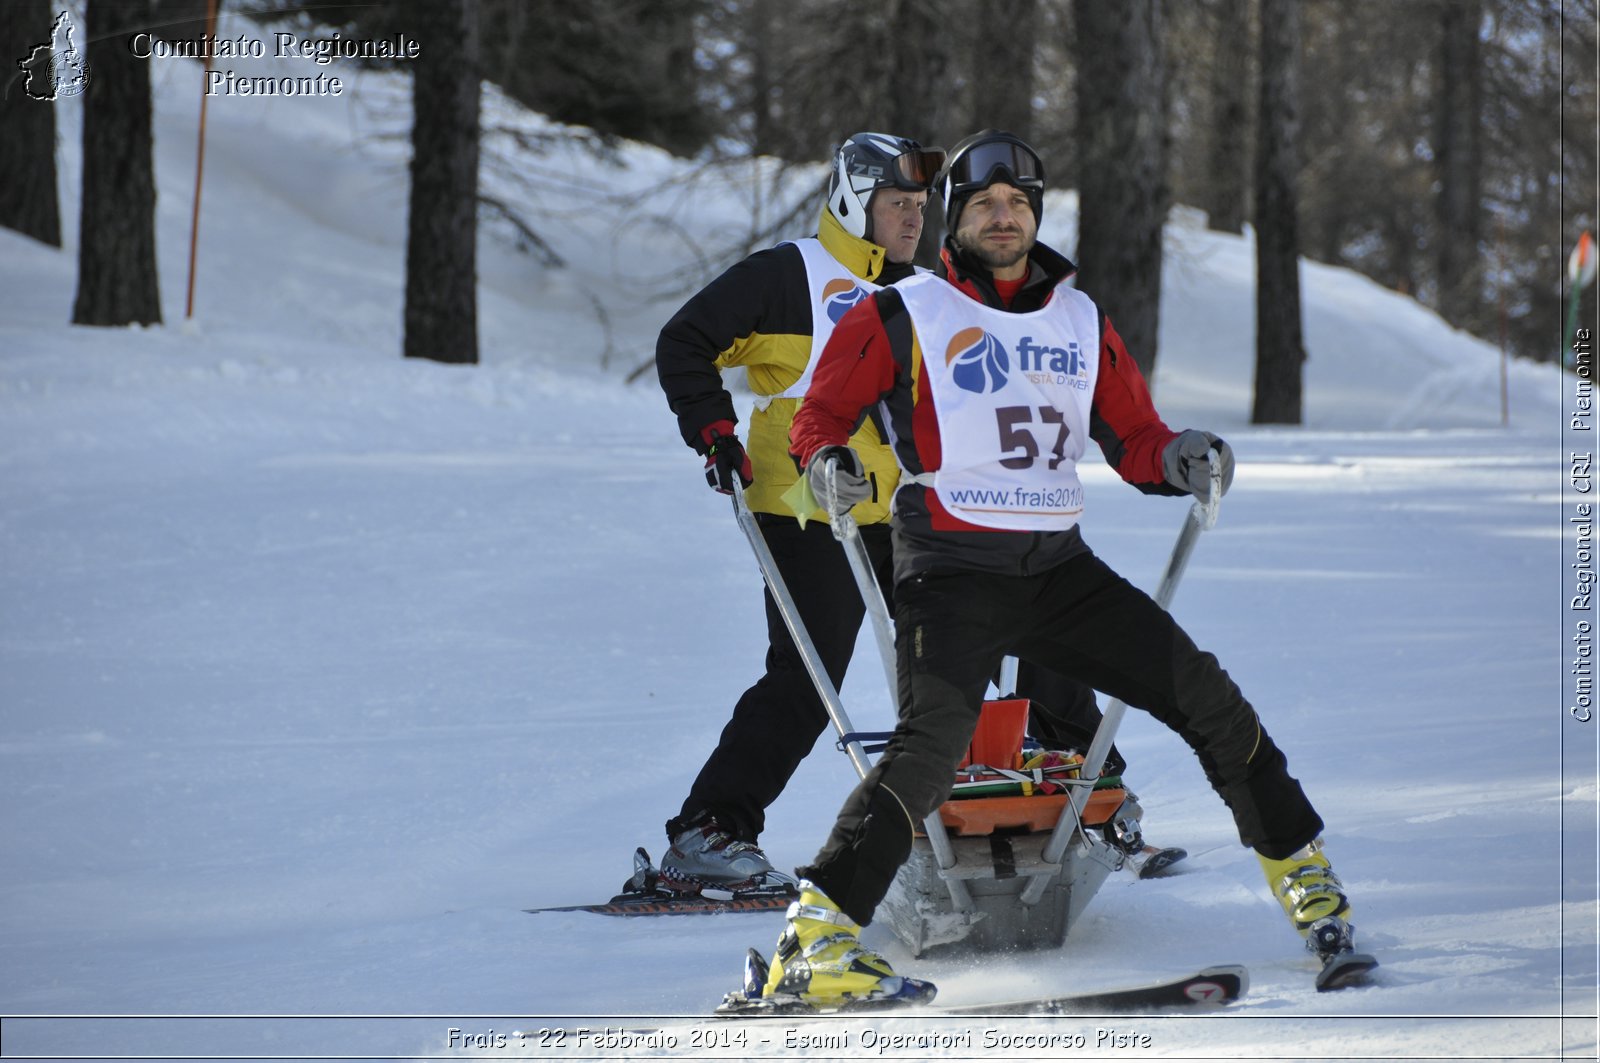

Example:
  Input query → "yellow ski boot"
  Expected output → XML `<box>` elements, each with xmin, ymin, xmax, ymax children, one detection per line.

<box><xmin>756</xmin><ymin>881</ymin><xmax>934</xmax><ymax>1012</ymax></box>
<box><xmin>1258</xmin><ymin>838</ymin><xmax>1378</xmax><ymax>990</ymax></box>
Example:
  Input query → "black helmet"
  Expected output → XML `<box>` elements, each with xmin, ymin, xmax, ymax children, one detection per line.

<box><xmin>826</xmin><ymin>132</ymin><xmax>946</xmax><ymax>240</ymax></box>
<box><xmin>937</xmin><ymin>130</ymin><xmax>1045</xmax><ymax>232</ymax></box>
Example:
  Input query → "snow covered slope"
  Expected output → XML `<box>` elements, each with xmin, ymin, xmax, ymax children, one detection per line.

<box><xmin>0</xmin><ymin>18</ymin><xmax>1591</xmax><ymax>1062</ymax></box>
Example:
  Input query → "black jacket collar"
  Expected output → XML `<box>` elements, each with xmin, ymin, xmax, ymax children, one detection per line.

<box><xmin>938</xmin><ymin>237</ymin><xmax>1078</xmax><ymax>312</ymax></box>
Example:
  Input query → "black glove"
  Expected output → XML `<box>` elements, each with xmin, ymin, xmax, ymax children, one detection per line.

<box><xmin>1161</xmin><ymin>430</ymin><xmax>1235</xmax><ymax>501</ymax></box>
<box><xmin>805</xmin><ymin>445</ymin><xmax>871</xmax><ymax>514</ymax></box>
<box><xmin>699</xmin><ymin>420</ymin><xmax>753</xmax><ymax>495</ymax></box>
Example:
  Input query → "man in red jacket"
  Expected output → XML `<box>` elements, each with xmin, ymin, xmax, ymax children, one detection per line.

<box><xmin>756</xmin><ymin>131</ymin><xmax>1362</xmax><ymax>1009</ymax></box>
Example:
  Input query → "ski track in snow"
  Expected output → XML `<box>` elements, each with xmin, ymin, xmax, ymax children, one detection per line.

<box><xmin>0</xmin><ymin>15</ymin><xmax>1593</xmax><ymax>1063</ymax></box>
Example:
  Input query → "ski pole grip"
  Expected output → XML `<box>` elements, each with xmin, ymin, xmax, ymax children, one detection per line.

<box><xmin>824</xmin><ymin>456</ymin><xmax>859</xmax><ymax>541</ymax></box>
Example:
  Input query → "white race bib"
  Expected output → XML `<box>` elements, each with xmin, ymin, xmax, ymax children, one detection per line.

<box><xmin>772</xmin><ymin>239</ymin><xmax>880</xmax><ymax>402</ymax></box>
<box><xmin>897</xmin><ymin>274</ymin><xmax>1102</xmax><ymax>531</ymax></box>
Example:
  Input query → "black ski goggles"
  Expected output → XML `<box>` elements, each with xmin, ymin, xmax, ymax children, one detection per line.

<box><xmin>885</xmin><ymin>148</ymin><xmax>948</xmax><ymax>191</ymax></box>
<box><xmin>944</xmin><ymin>138</ymin><xmax>1045</xmax><ymax>195</ymax></box>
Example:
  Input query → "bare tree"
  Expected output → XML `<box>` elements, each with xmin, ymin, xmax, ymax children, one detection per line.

<box><xmin>0</xmin><ymin>0</ymin><xmax>62</xmax><ymax>247</ymax></box>
<box><xmin>1251</xmin><ymin>0</ymin><xmax>1305</xmax><ymax>424</ymax></box>
<box><xmin>73</xmin><ymin>0</ymin><xmax>161</xmax><ymax>326</ymax></box>
<box><xmin>1072</xmin><ymin>0</ymin><xmax>1168</xmax><ymax>378</ymax></box>
<box><xmin>403</xmin><ymin>0</ymin><xmax>480</xmax><ymax>365</ymax></box>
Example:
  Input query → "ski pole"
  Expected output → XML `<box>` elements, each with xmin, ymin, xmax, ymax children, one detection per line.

<box><xmin>821</xmin><ymin>459</ymin><xmax>977</xmax><ymax>917</ymax></box>
<box><xmin>1023</xmin><ymin>452</ymin><xmax>1224</xmax><ymax>905</ymax></box>
<box><xmin>825</xmin><ymin>458</ymin><xmax>900</xmax><ymax>705</ymax></box>
<box><xmin>731</xmin><ymin>482</ymin><xmax>873</xmax><ymax>781</ymax></box>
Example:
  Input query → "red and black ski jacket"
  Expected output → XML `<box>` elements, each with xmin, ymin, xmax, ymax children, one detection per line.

<box><xmin>789</xmin><ymin>238</ymin><xmax>1185</xmax><ymax>581</ymax></box>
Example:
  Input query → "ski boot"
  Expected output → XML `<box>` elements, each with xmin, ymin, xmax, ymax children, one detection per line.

<box><xmin>1258</xmin><ymin>838</ymin><xmax>1377</xmax><ymax>990</ymax></box>
<box><xmin>659</xmin><ymin>813</ymin><xmax>777</xmax><ymax>893</ymax></box>
<box><xmin>719</xmin><ymin>880</ymin><xmax>935</xmax><ymax>1014</ymax></box>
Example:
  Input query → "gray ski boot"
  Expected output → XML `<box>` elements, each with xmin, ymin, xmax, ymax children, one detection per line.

<box><xmin>659</xmin><ymin>814</ymin><xmax>780</xmax><ymax>893</ymax></box>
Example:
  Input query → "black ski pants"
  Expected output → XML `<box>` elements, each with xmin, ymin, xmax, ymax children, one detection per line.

<box><xmin>800</xmin><ymin>550</ymin><xmax>1325</xmax><ymax>927</ymax></box>
<box><xmin>671</xmin><ymin>516</ymin><xmax>1111</xmax><ymax>844</ymax></box>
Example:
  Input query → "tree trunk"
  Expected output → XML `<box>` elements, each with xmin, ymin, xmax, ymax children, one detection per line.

<box><xmin>72</xmin><ymin>0</ymin><xmax>161</xmax><ymax>326</ymax></box>
<box><xmin>884</xmin><ymin>0</ymin><xmax>957</xmax><ymax>268</ymax></box>
<box><xmin>748</xmin><ymin>0</ymin><xmax>777</xmax><ymax>157</ymax></box>
<box><xmin>949</xmin><ymin>0</ymin><xmax>1039</xmax><ymax>265</ymax></box>
<box><xmin>1435</xmin><ymin>0</ymin><xmax>1484</xmax><ymax>328</ymax></box>
<box><xmin>403</xmin><ymin>0</ymin><xmax>480</xmax><ymax>365</ymax></box>
<box><xmin>1204</xmin><ymin>0</ymin><xmax>1250</xmax><ymax>234</ymax></box>
<box><xmin>969</xmin><ymin>0</ymin><xmax>1038</xmax><ymax>141</ymax></box>
<box><xmin>1072</xmin><ymin>0</ymin><xmax>1168</xmax><ymax>379</ymax></box>
<box><xmin>0</xmin><ymin>0</ymin><xmax>62</xmax><ymax>247</ymax></box>
<box><xmin>1251</xmin><ymin>0</ymin><xmax>1306</xmax><ymax>424</ymax></box>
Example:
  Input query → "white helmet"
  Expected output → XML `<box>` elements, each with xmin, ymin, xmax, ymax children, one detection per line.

<box><xmin>826</xmin><ymin>132</ymin><xmax>945</xmax><ymax>240</ymax></box>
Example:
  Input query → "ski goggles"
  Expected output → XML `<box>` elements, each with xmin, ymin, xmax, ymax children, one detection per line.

<box><xmin>883</xmin><ymin>147</ymin><xmax>947</xmax><ymax>191</ymax></box>
<box><xmin>944</xmin><ymin>138</ymin><xmax>1045</xmax><ymax>195</ymax></box>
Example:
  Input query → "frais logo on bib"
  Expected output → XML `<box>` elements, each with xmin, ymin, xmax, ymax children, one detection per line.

<box><xmin>946</xmin><ymin>327</ymin><xmax>1010</xmax><ymax>394</ymax></box>
<box><xmin>821</xmin><ymin>279</ymin><xmax>870</xmax><ymax>323</ymax></box>
<box><xmin>946</xmin><ymin>329</ymin><xmax>1090</xmax><ymax>395</ymax></box>
<box><xmin>1017</xmin><ymin>335</ymin><xmax>1090</xmax><ymax>389</ymax></box>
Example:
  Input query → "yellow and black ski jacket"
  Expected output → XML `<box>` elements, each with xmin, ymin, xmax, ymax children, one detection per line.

<box><xmin>655</xmin><ymin>208</ymin><xmax>913</xmax><ymax>524</ymax></box>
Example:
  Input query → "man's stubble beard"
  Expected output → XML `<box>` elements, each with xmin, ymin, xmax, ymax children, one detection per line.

<box><xmin>954</xmin><ymin>228</ymin><xmax>1034</xmax><ymax>272</ymax></box>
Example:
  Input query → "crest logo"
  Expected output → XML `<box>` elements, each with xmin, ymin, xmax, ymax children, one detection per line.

<box><xmin>821</xmin><ymin>278</ymin><xmax>869</xmax><ymax>323</ymax></box>
<box><xmin>946</xmin><ymin>326</ymin><xmax>1010</xmax><ymax>393</ymax></box>
<box><xmin>15</xmin><ymin>11</ymin><xmax>90</xmax><ymax>102</ymax></box>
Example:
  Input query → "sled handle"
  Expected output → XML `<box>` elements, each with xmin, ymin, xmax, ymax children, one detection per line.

<box><xmin>732</xmin><ymin>482</ymin><xmax>874</xmax><ymax>781</ymax></box>
<box><xmin>825</xmin><ymin>458</ymin><xmax>900</xmax><ymax>712</ymax></box>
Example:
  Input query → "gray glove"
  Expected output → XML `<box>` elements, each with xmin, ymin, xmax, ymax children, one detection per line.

<box><xmin>806</xmin><ymin>445</ymin><xmax>871</xmax><ymax>515</ymax></box>
<box><xmin>1162</xmin><ymin>430</ymin><xmax>1235</xmax><ymax>501</ymax></box>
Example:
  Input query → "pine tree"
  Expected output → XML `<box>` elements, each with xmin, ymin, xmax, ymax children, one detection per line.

<box><xmin>1203</xmin><ymin>0</ymin><xmax>1250</xmax><ymax>234</ymax></box>
<box><xmin>0</xmin><ymin>0</ymin><xmax>62</xmax><ymax>248</ymax></box>
<box><xmin>72</xmin><ymin>0</ymin><xmax>162</xmax><ymax>326</ymax></box>
<box><xmin>1251</xmin><ymin>0</ymin><xmax>1306</xmax><ymax>424</ymax></box>
<box><xmin>1072</xmin><ymin>0</ymin><xmax>1168</xmax><ymax>378</ymax></box>
<box><xmin>1435</xmin><ymin>0</ymin><xmax>1485</xmax><ymax>330</ymax></box>
<box><xmin>403</xmin><ymin>0</ymin><xmax>480</xmax><ymax>364</ymax></box>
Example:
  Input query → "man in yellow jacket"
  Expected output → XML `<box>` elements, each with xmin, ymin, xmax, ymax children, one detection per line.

<box><xmin>653</xmin><ymin>132</ymin><xmax>942</xmax><ymax>889</ymax></box>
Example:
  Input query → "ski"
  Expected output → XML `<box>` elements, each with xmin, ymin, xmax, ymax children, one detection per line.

<box><xmin>716</xmin><ymin>957</ymin><xmax>1247</xmax><ymax>1018</ymax></box>
<box><xmin>932</xmin><ymin>964</ymin><xmax>1247</xmax><ymax>1015</ymax></box>
<box><xmin>1315</xmin><ymin>950</ymin><xmax>1379</xmax><ymax>991</ymax></box>
<box><xmin>525</xmin><ymin>847</ymin><xmax>798</xmax><ymax>917</ymax></box>
<box><xmin>525</xmin><ymin>891</ymin><xmax>795</xmax><ymax>917</ymax></box>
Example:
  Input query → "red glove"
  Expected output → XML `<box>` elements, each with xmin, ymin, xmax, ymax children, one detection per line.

<box><xmin>700</xmin><ymin>420</ymin><xmax>753</xmax><ymax>495</ymax></box>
